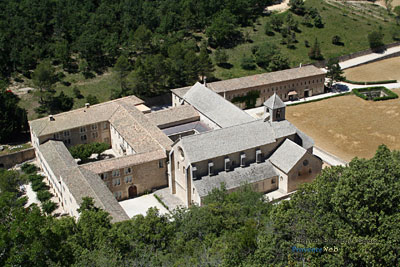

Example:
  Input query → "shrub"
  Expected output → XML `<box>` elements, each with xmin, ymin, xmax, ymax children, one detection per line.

<box><xmin>21</xmin><ymin>163</ymin><xmax>37</xmax><ymax>174</ymax></box>
<box><xmin>42</xmin><ymin>200</ymin><xmax>57</xmax><ymax>214</ymax></box>
<box><xmin>240</xmin><ymin>55</ymin><xmax>256</xmax><ymax>70</ymax></box>
<box><xmin>31</xmin><ymin>180</ymin><xmax>48</xmax><ymax>192</ymax></box>
<box><xmin>69</xmin><ymin>142</ymin><xmax>110</xmax><ymax>161</ymax></box>
<box><xmin>73</xmin><ymin>86</ymin><xmax>83</xmax><ymax>99</ymax></box>
<box><xmin>232</xmin><ymin>90</ymin><xmax>260</xmax><ymax>109</ymax></box>
<box><xmin>37</xmin><ymin>190</ymin><xmax>52</xmax><ymax>202</ymax></box>
<box><xmin>368</xmin><ymin>31</ymin><xmax>384</xmax><ymax>50</ymax></box>
<box><xmin>344</xmin><ymin>79</ymin><xmax>397</xmax><ymax>85</ymax></box>
<box><xmin>353</xmin><ymin>87</ymin><xmax>398</xmax><ymax>101</ymax></box>
<box><xmin>86</xmin><ymin>94</ymin><xmax>99</xmax><ymax>105</ymax></box>
<box><xmin>332</xmin><ymin>35</ymin><xmax>341</xmax><ymax>45</ymax></box>
<box><xmin>28</xmin><ymin>174</ymin><xmax>44</xmax><ymax>183</ymax></box>
<box><xmin>214</xmin><ymin>48</ymin><xmax>229</xmax><ymax>66</ymax></box>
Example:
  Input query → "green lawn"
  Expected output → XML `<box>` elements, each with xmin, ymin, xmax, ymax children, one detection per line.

<box><xmin>0</xmin><ymin>143</ymin><xmax>32</xmax><ymax>156</ymax></box>
<box><xmin>54</xmin><ymin>71</ymin><xmax>119</xmax><ymax>109</ymax></box>
<box><xmin>213</xmin><ymin>0</ymin><xmax>397</xmax><ymax>79</ymax></box>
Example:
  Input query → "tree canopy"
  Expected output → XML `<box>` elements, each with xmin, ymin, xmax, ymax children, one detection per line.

<box><xmin>0</xmin><ymin>88</ymin><xmax>28</xmax><ymax>142</ymax></box>
<box><xmin>1</xmin><ymin>145</ymin><xmax>399</xmax><ymax>266</ymax></box>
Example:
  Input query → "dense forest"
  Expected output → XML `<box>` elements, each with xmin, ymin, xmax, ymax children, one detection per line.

<box><xmin>0</xmin><ymin>0</ymin><xmax>274</xmax><ymax>97</ymax></box>
<box><xmin>1</xmin><ymin>145</ymin><xmax>399</xmax><ymax>266</ymax></box>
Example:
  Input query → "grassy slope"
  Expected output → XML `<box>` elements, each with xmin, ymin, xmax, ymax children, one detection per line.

<box><xmin>214</xmin><ymin>0</ymin><xmax>397</xmax><ymax>79</ymax></box>
<box><xmin>20</xmin><ymin>70</ymin><xmax>119</xmax><ymax>120</ymax></box>
<box><xmin>19</xmin><ymin>0</ymin><xmax>398</xmax><ymax>119</ymax></box>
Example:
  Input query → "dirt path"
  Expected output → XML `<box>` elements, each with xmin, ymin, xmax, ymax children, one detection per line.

<box><xmin>266</xmin><ymin>0</ymin><xmax>290</xmax><ymax>12</ymax></box>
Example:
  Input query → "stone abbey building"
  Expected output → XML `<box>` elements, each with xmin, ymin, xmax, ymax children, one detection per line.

<box><xmin>30</xmin><ymin>68</ymin><xmax>324</xmax><ymax>222</ymax></box>
<box><xmin>172</xmin><ymin>65</ymin><xmax>326</xmax><ymax>108</ymax></box>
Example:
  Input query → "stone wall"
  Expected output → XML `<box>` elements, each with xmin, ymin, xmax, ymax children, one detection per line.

<box><xmin>311</xmin><ymin>41</ymin><xmax>400</xmax><ymax>68</ymax></box>
<box><xmin>0</xmin><ymin>148</ymin><xmax>35</xmax><ymax>169</ymax></box>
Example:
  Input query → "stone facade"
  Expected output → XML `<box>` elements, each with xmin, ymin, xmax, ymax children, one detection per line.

<box><xmin>168</xmin><ymin>90</ymin><xmax>323</xmax><ymax>207</ymax></box>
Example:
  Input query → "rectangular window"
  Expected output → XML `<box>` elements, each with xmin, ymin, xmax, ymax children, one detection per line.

<box><xmin>100</xmin><ymin>173</ymin><xmax>108</xmax><ymax>180</ymax></box>
<box><xmin>125</xmin><ymin>167</ymin><xmax>132</xmax><ymax>175</ymax></box>
<box><xmin>271</xmin><ymin>178</ymin><xmax>276</xmax><ymax>184</ymax></box>
<box><xmin>112</xmin><ymin>170</ymin><xmax>120</xmax><ymax>177</ymax></box>
<box><xmin>91</xmin><ymin>124</ymin><xmax>97</xmax><ymax>130</ymax></box>
<box><xmin>64</xmin><ymin>131</ymin><xmax>70</xmax><ymax>137</ymax></box>
<box><xmin>80</xmin><ymin>127</ymin><xmax>86</xmax><ymax>133</ymax></box>
<box><xmin>225</xmin><ymin>157</ymin><xmax>231</xmax><ymax>171</ymax></box>
<box><xmin>113</xmin><ymin>178</ymin><xmax>121</xmax><ymax>186</ymax></box>
<box><xmin>80</xmin><ymin>135</ymin><xmax>87</xmax><ymax>141</ymax></box>
<box><xmin>256</xmin><ymin>149</ymin><xmax>262</xmax><ymax>163</ymax></box>
<box><xmin>103</xmin><ymin>122</ymin><xmax>108</xmax><ymax>130</ymax></box>
<box><xmin>240</xmin><ymin>153</ymin><xmax>246</xmax><ymax>167</ymax></box>
<box><xmin>92</xmin><ymin>132</ymin><xmax>98</xmax><ymax>138</ymax></box>
<box><xmin>125</xmin><ymin>175</ymin><xmax>133</xmax><ymax>183</ymax></box>
<box><xmin>208</xmin><ymin>162</ymin><xmax>214</xmax><ymax>176</ymax></box>
<box><xmin>159</xmin><ymin>160</ymin><xmax>164</xmax><ymax>168</ymax></box>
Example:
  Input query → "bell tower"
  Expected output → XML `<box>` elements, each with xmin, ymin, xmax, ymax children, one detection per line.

<box><xmin>263</xmin><ymin>93</ymin><xmax>286</xmax><ymax>122</ymax></box>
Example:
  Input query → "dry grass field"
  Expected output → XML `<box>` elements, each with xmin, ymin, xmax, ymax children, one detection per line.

<box><xmin>344</xmin><ymin>57</ymin><xmax>400</xmax><ymax>82</ymax></box>
<box><xmin>377</xmin><ymin>0</ymin><xmax>400</xmax><ymax>8</ymax></box>
<box><xmin>286</xmin><ymin>89</ymin><xmax>400</xmax><ymax>162</ymax></box>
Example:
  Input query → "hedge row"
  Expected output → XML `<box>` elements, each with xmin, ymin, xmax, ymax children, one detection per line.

<box><xmin>287</xmin><ymin>92</ymin><xmax>352</xmax><ymax>106</ymax></box>
<box><xmin>27</xmin><ymin>173</ymin><xmax>58</xmax><ymax>214</ymax></box>
<box><xmin>344</xmin><ymin>79</ymin><xmax>397</xmax><ymax>85</ymax></box>
<box><xmin>352</xmin><ymin>86</ymin><xmax>398</xmax><ymax>101</ymax></box>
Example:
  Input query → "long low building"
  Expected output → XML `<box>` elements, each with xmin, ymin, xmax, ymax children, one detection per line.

<box><xmin>172</xmin><ymin>65</ymin><xmax>326</xmax><ymax>108</ymax></box>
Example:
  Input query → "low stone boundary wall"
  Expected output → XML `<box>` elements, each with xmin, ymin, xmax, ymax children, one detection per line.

<box><xmin>310</xmin><ymin>41</ymin><xmax>400</xmax><ymax>68</ymax></box>
<box><xmin>0</xmin><ymin>147</ymin><xmax>35</xmax><ymax>169</ymax></box>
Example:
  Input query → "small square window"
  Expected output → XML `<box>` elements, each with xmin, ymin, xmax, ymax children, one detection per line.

<box><xmin>271</xmin><ymin>178</ymin><xmax>276</xmax><ymax>184</ymax></box>
<box><xmin>91</xmin><ymin>124</ymin><xmax>97</xmax><ymax>130</ymax></box>
<box><xmin>113</xmin><ymin>178</ymin><xmax>121</xmax><ymax>186</ymax></box>
<box><xmin>125</xmin><ymin>175</ymin><xmax>133</xmax><ymax>183</ymax></box>
<box><xmin>159</xmin><ymin>160</ymin><xmax>164</xmax><ymax>168</ymax></box>
<box><xmin>125</xmin><ymin>167</ymin><xmax>132</xmax><ymax>174</ymax></box>
<box><xmin>112</xmin><ymin>170</ymin><xmax>120</xmax><ymax>177</ymax></box>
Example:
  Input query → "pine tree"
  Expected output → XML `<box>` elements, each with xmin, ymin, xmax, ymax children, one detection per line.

<box><xmin>308</xmin><ymin>38</ymin><xmax>323</xmax><ymax>60</ymax></box>
<box><xmin>198</xmin><ymin>45</ymin><xmax>214</xmax><ymax>82</ymax></box>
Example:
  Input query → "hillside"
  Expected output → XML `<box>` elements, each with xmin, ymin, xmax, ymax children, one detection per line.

<box><xmin>3</xmin><ymin>0</ymin><xmax>399</xmax><ymax>120</ymax></box>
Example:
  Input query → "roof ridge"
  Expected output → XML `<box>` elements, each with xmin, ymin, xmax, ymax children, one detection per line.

<box><xmin>30</xmin><ymin>95</ymin><xmax>142</xmax><ymax>123</ymax></box>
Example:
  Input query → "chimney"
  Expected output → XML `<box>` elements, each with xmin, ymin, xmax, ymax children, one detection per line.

<box><xmin>49</xmin><ymin>115</ymin><xmax>55</xmax><ymax>121</ymax></box>
<box><xmin>299</xmin><ymin>63</ymin><xmax>302</xmax><ymax>68</ymax></box>
<box><xmin>204</xmin><ymin>76</ymin><xmax>207</xmax><ymax>87</ymax></box>
<box><xmin>85</xmin><ymin>103</ymin><xmax>90</xmax><ymax>108</ymax></box>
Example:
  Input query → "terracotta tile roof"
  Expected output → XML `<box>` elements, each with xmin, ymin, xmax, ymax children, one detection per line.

<box><xmin>80</xmin><ymin>149</ymin><xmax>166</xmax><ymax>174</ymax></box>
<box><xmin>171</xmin><ymin>86</ymin><xmax>191</xmax><ymax>98</ymax></box>
<box><xmin>29</xmin><ymin>95</ymin><xmax>144</xmax><ymax>137</ymax></box>
<box><xmin>39</xmin><ymin>140</ymin><xmax>129</xmax><ymax>222</ymax></box>
<box><xmin>208</xmin><ymin>65</ymin><xmax>325</xmax><ymax>93</ymax></box>
<box><xmin>145</xmin><ymin>105</ymin><xmax>200</xmax><ymax>129</ymax></box>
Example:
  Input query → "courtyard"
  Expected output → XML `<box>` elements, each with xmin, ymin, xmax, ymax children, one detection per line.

<box><xmin>286</xmin><ymin>89</ymin><xmax>400</xmax><ymax>162</ymax></box>
<box><xmin>344</xmin><ymin>57</ymin><xmax>400</xmax><ymax>82</ymax></box>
